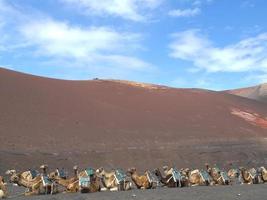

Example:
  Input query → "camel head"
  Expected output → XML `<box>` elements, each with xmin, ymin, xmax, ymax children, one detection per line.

<box><xmin>95</xmin><ymin>167</ymin><xmax>104</xmax><ymax>175</ymax></box>
<box><xmin>127</xmin><ymin>168</ymin><xmax>136</xmax><ymax>175</ymax></box>
<box><xmin>40</xmin><ymin>164</ymin><xmax>48</xmax><ymax>175</ymax></box>
<box><xmin>5</xmin><ymin>169</ymin><xmax>19</xmax><ymax>183</ymax></box>
<box><xmin>9</xmin><ymin>172</ymin><xmax>20</xmax><ymax>184</ymax></box>
<box><xmin>5</xmin><ymin>169</ymin><xmax>16</xmax><ymax>176</ymax></box>
<box><xmin>181</xmin><ymin>168</ymin><xmax>190</xmax><ymax>176</ymax></box>
<box><xmin>153</xmin><ymin>168</ymin><xmax>161</xmax><ymax>177</ymax></box>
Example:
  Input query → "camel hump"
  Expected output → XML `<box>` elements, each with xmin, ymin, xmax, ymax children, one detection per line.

<box><xmin>191</xmin><ymin>169</ymin><xmax>199</xmax><ymax>175</ymax></box>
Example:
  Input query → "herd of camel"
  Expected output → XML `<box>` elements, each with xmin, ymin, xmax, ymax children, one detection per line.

<box><xmin>1</xmin><ymin>164</ymin><xmax>267</xmax><ymax>198</ymax></box>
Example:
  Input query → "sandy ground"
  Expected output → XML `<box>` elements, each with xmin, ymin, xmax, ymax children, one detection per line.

<box><xmin>6</xmin><ymin>184</ymin><xmax>267</xmax><ymax>200</ymax></box>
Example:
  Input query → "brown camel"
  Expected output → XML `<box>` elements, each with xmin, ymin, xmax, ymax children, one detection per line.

<box><xmin>239</xmin><ymin>167</ymin><xmax>260</xmax><ymax>184</ymax></box>
<box><xmin>78</xmin><ymin>168</ymin><xmax>101</xmax><ymax>193</ymax></box>
<box><xmin>206</xmin><ymin>164</ymin><xmax>229</xmax><ymax>185</ymax></box>
<box><xmin>49</xmin><ymin>166</ymin><xmax>79</xmax><ymax>193</ymax></box>
<box><xmin>96</xmin><ymin>168</ymin><xmax>131</xmax><ymax>191</ymax></box>
<box><xmin>0</xmin><ymin>176</ymin><xmax>8</xmax><ymax>198</ymax></box>
<box><xmin>154</xmin><ymin>168</ymin><xmax>179</xmax><ymax>187</ymax></box>
<box><xmin>6</xmin><ymin>165</ymin><xmax>56</xmax><ymax>196</ymax></box>
<box><xmin>127</xmin><ymin>168</ymin><xmax>153</xmax><ymax>189</ymax></box>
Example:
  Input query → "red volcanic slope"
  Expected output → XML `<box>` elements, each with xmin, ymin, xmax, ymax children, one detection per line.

<box><xmin>0</xmin><ymin>68</ymin><xmax>267</xmax><ymax>173</ymax></box>
<box><xmin>227</xmin><ymin>83</ymin><xmax>267</xmax><ymax>103</ymax></box>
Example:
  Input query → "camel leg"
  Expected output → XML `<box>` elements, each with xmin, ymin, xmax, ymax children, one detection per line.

<box><xmin>110</xmin><ymin>187</ymin><xmax>118</xmax><ymax>191</ymax></box>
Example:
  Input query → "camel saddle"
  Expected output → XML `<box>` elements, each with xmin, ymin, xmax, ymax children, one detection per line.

<box><xmin>146</xmin><ymin>170</ymin><xmax>158</xmax><ymax>184</ymax></box>
<box><xmin>79</xmin><ymin>176</ymin><xmax>90</xmax><ymax>188</ymax></box>
<box><xmin>56</xmin><ymin>169</ymin><xmax>66</xmax><ymax>179</ymax></box>
<box><xmin>41</xmin><ymin>175</ymin><xmax>53</xmax><ymax>186</ymax></box>
<box><xmin>85</xmin><ymin>168</ymin><xmax>94</xmax><ymax>177</ymax></box>
<box><xmin>115</xmin><ymin>169</ymin><xmax>126</xmax><ymax>184</ymax></box>
<box><xmin>220</xmin><ymin>171</ymin><xmax>230</xmax><ymax>182</ymax></box>
<box><xmin>171</xmin><ymin>168</ymin><xmax>182</xmax><ymax>183</ymax></box>
<box><xmin>199</xmin><ymin>170</ymin><xmax>211</xmax><ymax>182</ymax></box>
<box><xmin>29</xmin><ymin>170</ymin><xmax>38</xmax><ymax>179</ymax></box>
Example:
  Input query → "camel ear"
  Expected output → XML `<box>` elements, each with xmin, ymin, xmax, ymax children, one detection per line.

<box><xmin>5</xmin><ymin>169</ymin><xmax>16</xmax><ymax>175</ymax></box>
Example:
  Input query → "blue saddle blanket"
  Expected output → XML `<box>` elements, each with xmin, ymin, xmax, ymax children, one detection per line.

<box><xmin>115</xmin><ymin>169</ymin><xmax>126</xmax><ymax>184</ymax></box>
<box><xmin>57</xmin><ymin>169</ymin><xmax>66</xmax><ymax>178</ymax></box>
<box><xmin>200</xmin><ymin>170</ymin><xmax>211</xmax><ymax>182</ymax></box>
<box><xmin>30</xmin><ymin>170</ymin><xmax>38</xmax><ymax>179</ymax></box>
<box><xmin>41</xmin><ymin>175</ymin><xmax>52</xmax><ymax>186</ymax></box>
<box><xmin>172</xmin><ymin>168</ymin><xmax>182</xmax><ymax>182</ymax></box>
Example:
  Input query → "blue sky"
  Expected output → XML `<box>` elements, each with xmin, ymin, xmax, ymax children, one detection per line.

<box><xmin>0</xmin><ymin>0</ymin><xmax>267</xmax><ymax>90</ymax></box>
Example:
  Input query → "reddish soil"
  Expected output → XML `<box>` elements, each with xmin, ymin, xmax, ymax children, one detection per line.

<box><xmin>0</xmin><ymin>68</ymin><xmax>267</xmax><ymax>174</ymax></box>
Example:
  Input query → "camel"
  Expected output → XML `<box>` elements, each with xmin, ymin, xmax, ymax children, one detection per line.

<box><xmin>49</xmin><ymin>166</ymin><xmax>79</xmax><ymax>193</ymax></box>
<box><xmin>154</xmin><ymin>168</ymin><xmax>180</xmax><ymax>187</ymax></box>
<box><xmin>127</xmin><ymin>168</ymin><xmax>155</xmax><ymax>189</ymax></box>
<box><xmin>206</xmin><ymin>165</ymin><xmax>229</xmax><ymax>185</ymax></box>
<box><xmin>96</xmin><ymin>168</ymin><xmax>131</xmax><ymax>191</ymax></box>
<box><xmin>5</xmin><ymin>169</ymin><xmax>38</xmax><ymax>183</ymax></box>
<box><xmin>6</xmin><ymin>165</ymin><xmax>56</xmax><ymax>196</ymax></box>
<box><xmin>78</xmin><ymin>168</ymin><xmax>101</xmax><ymax>193</ymax></box>
<box><xmin>0</xmin><ymin>176</ymin><xmax>8</xmax><ymax>198</ymax></box>
<box><xmin>158</xmin><ymin>167</ymin><xmax>188</xmax><ymax>187</ymax></box>
<box><xmin>187</xmin><ymin>169</ymin><xmax>212</xmax><ymax>186</ymax></box>
<box><xmin>258</xmin><ymin>166</ymin><xmax>267</xmax><ymax>182</ymax></box>
<box><xmin>239</xmin><ymin>167</ymin><xmax>260</xmax><ymax>184</ymax></box>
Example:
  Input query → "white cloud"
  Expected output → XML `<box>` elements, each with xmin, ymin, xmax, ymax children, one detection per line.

<box><xmin>168</xmin><ymin>8</ymin><xmax>201</xmax><ymax>17</ymax></box>
<box><xmin>18</xmin><ymin>18</ymin><xmax>152</xmax><ymax>71</ymax></box>
<box><xmin>20</xmin><ymin>19</ymin><xmax>139</xmax><ymax>58</ymax></box>
<box><xmin>0</xmin><ymin>0</ymin><xmax>154</xmax><ymax>74</ymax></box>
<box><xmin>60</xmin><ymin>0</ymin><xmax>162</xmax><ymax>21</ymax></box>
<box><xmin>169</xmin><ymin>29</ymin><xmax>267</xmax><ymax>73</ymax></box>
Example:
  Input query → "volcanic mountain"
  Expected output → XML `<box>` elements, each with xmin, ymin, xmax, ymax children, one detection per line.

<box><xmin>227</xmin><ymin>83</ymin><xmax>267</xmax><ymax>103</ymax></box>
<box><xmin>0</xmin><ymin>67</ymin><xmax>267</xmax><ymax>174</ymax></box>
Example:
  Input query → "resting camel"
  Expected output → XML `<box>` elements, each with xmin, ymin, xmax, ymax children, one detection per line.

<box><xmin>49</xmin><ymin>166</ymin><xmax>79</xmax><ymax>193</ymax></box>
<box><xmin>6</xmin><ymin>165</ymin><xmax>56</xmax><ymax>196</ymax></box>
<box><xmin>187</xmin><ymin>169</ymin><xmax>212</xmax><ymax>186</ymax></box>
<box><xmin>258</xmin><ymin>166</ymin><xmax>267</xmax><ymax>182</ymax></box>
<box><xmin>0</xmin><ymin>176</ymin><xmax>8</xmax><ymax>198</ymax></box>
<box><xmin>206</xmin><ymin>164</ymin><xmax>229</xmax><ymax>185</ymax></box>
<box><xmin>78</xmin><ymin>168</ymin><xmax>101</xmax><ymax>193</ymax></box>
<box><xmin>239</xmin><ymin>167</ymin><xmax>260</xmax><ymax>184</ymax></box>
<box><xmin>5</xmin><ymin>169</ymin><xmax>38</xmax><ymax>183</ymax></box>
<box><xmin>154</xmin><ymin>168</ymin><xmax>180</xmax><ymax>187</ymax></box>
<box><xmin>127</xmin><ymin>168</ymin><xmax>155</xmax><ymax>189</ymax></box>
<box><xmin>96</xmin><ymin>168</ymin><xmax>131</xmax><ymax>191</ymax></box>
<box><xmin>162</xmin><ymin>166</ymin><xmax>189</xmax><ymax>187</ymax></box>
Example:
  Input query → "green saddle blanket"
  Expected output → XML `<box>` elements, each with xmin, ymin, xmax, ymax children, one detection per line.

<box><xmin>85</xmin><ymin>168</ymin><xmax>94</xmax><ymax>176</ymax></box>
<box><xmin>79</xmin><ymin>176</ymin><xmax>90</xmax><ymax>188</ymax></box>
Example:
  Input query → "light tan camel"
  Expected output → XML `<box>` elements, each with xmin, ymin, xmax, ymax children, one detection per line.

<box><xmin>127</xmin><ymin>168</ymin><xmax>154</xmax><ymax>189</ymax></box>
<box><xmin>0</xmin><ymin>176</ymin><xmax>8</xmax><ymax>199</ymax></box>
<box><xmin>78</xmin><ymin>168</ymin><xmax>101</xmax><ymax>193</ymax></box>
<box><xmin>49</xmin><ymin>166</ymin><xmax>79</xmax><ymax>193</ymax></box>
<box><xmin>6</xmin><ymin>165</ymin><xmax>56</xmax><ymax>196</ymax></box>
<box><xmin>187</xmin><ymin>169</ymin><xmax>212</xmax><ymax>186</ymax></box>
<box><xmin>258</xmin><ymin>166</ymin><xmax>267</xmax><ymax>182</ymax></box>
<box><xmin>96</xmin><ymin>168</ymin><xmax>131</xmax><ymax>191</ymax></box>
<box><xmin>160</xmin><ymin>166</ymin><xmax>189</xmax><ymax>187</ymax></box>
<box><xmin>5</xmin><ymin>169</ymin><xmax>38</xmax><ymax>182</ymax></box>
